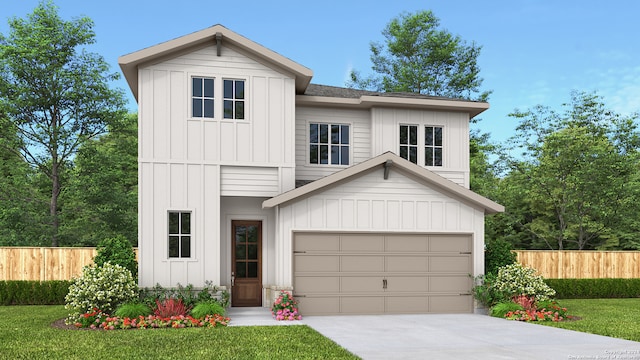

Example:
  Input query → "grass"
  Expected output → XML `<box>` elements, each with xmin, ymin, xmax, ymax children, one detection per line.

<box><xmin>538</xmin><ymin>298</ymin><xmax>640</xmax><ymax>342</ymax></box>
<box><xmin>0</xmin><ymin>306</ymin><xmax>359</xmax><ymax>360</ymax></box>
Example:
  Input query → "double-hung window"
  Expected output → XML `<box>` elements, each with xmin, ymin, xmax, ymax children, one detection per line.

<box><xmin>425</xmin><ymin>126</ymin><xmax>443</xmax><ymax>166</ymax></box>
<box><xmin>192</xmin><ymin>77</ymin><xmax>214</xmax><ymax>118</ymax></box>
<box><xmin>399</xmin><ymin>125</ymin><xmax>418</xmax><ymax>164</ymax></box>
<box><xmin>168</xmin><ymin>211</ymin><xmax>191</xmax><ymax>258</ymax></box>
<box><xmin>309</xmin><ymin>123</ymin><xmax>350</xmax><ymax>165</ymax></box>
<box><xmin>224</xmin><ymin>79</ymin><xmax>245</xmax><ymax>119</ymax></box>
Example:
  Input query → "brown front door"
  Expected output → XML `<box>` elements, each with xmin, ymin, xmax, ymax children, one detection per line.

<box><xmin>231</xmin><ymin>220</ymin><xmax>262</xmax><ymax>307</ymax></box>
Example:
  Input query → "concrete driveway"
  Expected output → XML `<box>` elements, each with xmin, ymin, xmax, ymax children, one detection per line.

<box><xmin>302</xmin><ymin>314</ymin><xmax>640</xmax><ymax>360</ymax></box>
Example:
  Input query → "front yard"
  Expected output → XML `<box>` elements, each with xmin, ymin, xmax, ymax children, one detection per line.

<box><xmin>0</xmin><ymin>305</ymin><xmax>358</xmax><ymax>359</ymax></box>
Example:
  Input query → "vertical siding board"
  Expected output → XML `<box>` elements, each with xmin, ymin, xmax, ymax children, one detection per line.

<box><xmin>170</xmin><ymin>70</ymin><xmax>185</xmax><ymax>160</ymax></box>
<box><xmin>268</xmin><ymin>78</ymin><xmax>284</xmax><ymax>163</ymax></box>
<box><xmin>153</xmin><ymin>70</ymin><xmax>169</xmax><ymax>160</ymax></box>
<box><xmin>253</xmin><ymin>76</ymin><xmax>268</xmax><ymax>163</ymax></box>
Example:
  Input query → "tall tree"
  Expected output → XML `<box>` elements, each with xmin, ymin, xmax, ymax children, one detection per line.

<box><xmin>347</xmin><ymin>10</ymin><xmax>490</xmax><ymax>101</ymax></box>
<box><xmin>0</xmin><ymin>1</ymin><xmax>127</xmax><ymax>246</ymax></box>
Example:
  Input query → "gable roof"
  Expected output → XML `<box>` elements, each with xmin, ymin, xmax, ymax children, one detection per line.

<box><xmin>262</xmin><ymin>152</ymin><xmax>504</xmax><ymax>214</ymax></box>
<box><xmin>118</xmin><ymin>24</ymin><xmax>313</xmax><ymax>101</ymax></box>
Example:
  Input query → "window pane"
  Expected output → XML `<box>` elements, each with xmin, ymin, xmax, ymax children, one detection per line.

<box><xmin>235</xmin><ymin>244</ymin><xmax>246</xmax><ymax>260</ymax></box>
<box><xmin>426</xmin><ymin>147</ymin><xmax>434</xmax><ymax>166</ymax></box>
<box><xmin>310</xmin><ymin>124</ymin><xmax>318</xmax><ymax>143</ymax></box>
<box><xmin>203</xmin><ymin>78</ymin><xmax>214</xmax><ymax>98</ymax></box>
<box><xmin>409</xmin><ymin>126</ymin><xmax>417</xmax><ymax>145</ymax></box>
<box><xmin>236</xmin><ymin>262</ymin><xmax>246</xmax><ymax>278</ymax></box>
<box><xmin>193</xmin><ymin>78</ymin><xmax>202</xmax><ymax>97</ymax></box>
<box><xmin>235</xmin><ymin>225</ymin><xmax>246</xmax><ymax>243</ymax></box>
<box><xmin>248</xmin><ymin>244</ymin><xmax>258</xmax><ymax>260</ymax></box>
<box><xmin>310</xmin><ymin>144</ymin><xmax>318</xmax><ymax>164</ymax></box>
<box><xmin>435</xmin><ymin>127</ymin><xmax>443</xmax><ymax>146</ymax></box>
<box><xmin>320</xmin><ymin>145</ymin><xmax>328</xmax><ymax>164</ymax></box>
<box><xmin>341</xmin><ymin>146</ymin><xmax>349</xmax><ymax>165</ymax></box>
<box><xmin>320</xmin><ymin>124</ymin><xmax>328</xmax><ymax>143</ymax></box>
<box><xmin>181</xmin><ymin>213</ymin><xmax>190</xmax><ymax>234</ymax></box>
<box><xmin>400</xmin><ymin>125</ymin><xmax>407</xmax><ymax>144</ymax></box>
<box><xmin>434</xmin><ymin>148</ymin><xmax>443</xmax><ymax>166</ymax></box>
<box><xmin>235</xmin><ymin>101</ymin><xmax>244</xmax><ymax>119</ymax></box>
<box><xmin>331</xmin><ymin>145</ymin><xmax>339</xmax><ymax>165</ymax></box>
<box><xmin>192</xmin><ymin>99</ymin><xmax>203</xmax><ymax>117</ymax></box>
<box><xmin>331</xmin><ymin>125</ymin><xmax>340</xmax><ymax>144</ymax></box>
<box><xmin>425</xmin><ymin>127</ymin><xmax>434</xmax><ymax>146</ymax></box>
<box><xmin>400</xmin><ymin>146</ymin><xmax>408</xmax><ymax>159</ymax></box>
<box><xmin>169</xmin><ymin>236</ymin><xmax>179</xmax><ymax>257</ymax></box>
<box><xmin>409</xmin><ymin>147</ymin><xmax>417</xmax><ymax>163</ymax></box>
<box><xmin>203</xmin><ymin>99</ymin><xmax>214</xmax><ymax>118</ymax></box>
<box><xmin>224</xmin><ymin>80</ymin><xmax>233</xmax><ymax>99</ymax></box>
<box><xmin>181</xmin><ymin>236</ymin><xmax>191</xmax><ymax>258</ymax></box>
<box><xmin>247</xmin><ymin>262</ymin><xmax>258</xmax><ymax>278</ymax></box>
<box><xmin>235</xmin><ymin>81</ymin><xmax>244</xmax><ymax>99</ymax></box>
<box><xmin>341</xmin><ymin>125</ymin><xmax>349</xmax><ymax>144</ymax></box>
<box><xmin>169</xmin><ymin>213</ymin><xmax>179</xmax><ymax>234</ymax></box>
<box><xmin>224</xmin><ymin>100</ymin><xmax>233</xmax><ymax>118</ymax></box>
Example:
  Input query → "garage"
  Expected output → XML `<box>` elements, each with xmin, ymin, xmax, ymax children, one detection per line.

<box><xmin>293</xmin><ymin>232</ymin><xmax>473</xmax><ymax>315</ymax></box>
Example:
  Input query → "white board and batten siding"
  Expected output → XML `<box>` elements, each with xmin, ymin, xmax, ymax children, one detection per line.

<box><xmin>371</xmin><ymin>108</ymin><xmax>471</xmax><ymax>188</ymax></box>
<box><xmin>273</xmin><ymin>167</ymin><xmax>486</xmax><ymax>287</ymax></box>
<box><xmin>138</xmin><ymin>43</ymin><xmax>297</xmax><ymax>288</ymax></box>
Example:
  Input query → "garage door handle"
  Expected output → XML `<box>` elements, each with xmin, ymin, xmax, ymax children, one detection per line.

<box><xmin>382</xmin><ymin>279</ymin><xmax>387</xmax><ymax>289</ymax></box>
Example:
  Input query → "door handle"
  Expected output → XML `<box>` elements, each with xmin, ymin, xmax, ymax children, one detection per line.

<box><xmin>231</xmin><ymin>272</ymin><xmax>235</xmax><ymax>287</ymax></box>
<box><xmin>382</xmin><ymin>279</ymin><xmax>387</xmax><ymax>289</ymax></box>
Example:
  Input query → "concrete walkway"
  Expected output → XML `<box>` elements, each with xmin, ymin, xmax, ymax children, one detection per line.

<box><xmin>227</xmin><ymin>308</ymin><xmax>640</xmax><ymax>360</ymax></box>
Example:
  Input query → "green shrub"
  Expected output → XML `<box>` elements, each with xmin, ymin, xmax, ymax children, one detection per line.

<box><xmin>494</xmin><ymin>263</ymin><xmax>556</xmax><ymax>301</ymax></box>
<box><xmin>191</xmin><ymin>301</ymin><xmax>226</xmax><ymax>319</ymax></box>
<box><xmin>545</xmin><ymin>278</ymin><xmax>640</xmax><ymax>299</ymax></box>
<box><xmin>490</xmin><ymin>301</ymin><xmax>524</xmax><ymax>318</ymax></box>
<box><xmin>114</xmin><ymin>302</ymin><xmax>152</xmax><ymax>318</ymax></box>
<box><xmin>140</xmin><ymin>281</ymin><xmax>230</xmax><ymax>308</ymax></box>
<box><xmin>0</xmin><ymin>281</ymin><xmax>70</xmax><ymax>305</ymax></box>
<box><xmin>65</xmin><ymin>263</ymin><xmax>138</xmax><ymax>324</ymax></box>
<box><xmin>472</xmin><ymin>273</ymin><xmax>510</xmax><ymax>308</ymax></box>
<box><xmin>484</xmin><ymin>238</ymin><xmax>517</xmax><ymax>275</ymax></box>
<box><xmin>94</xmin><ymin>235</ymin><xmax>138</xmax><ymax>280</ymax></box>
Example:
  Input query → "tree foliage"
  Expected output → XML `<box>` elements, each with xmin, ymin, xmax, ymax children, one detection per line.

<box><xmin>0</xmin><ymin>1</ymin><xmax>127</xmax><ymax>246</ymax></box>
<box><xmin>348</xmin><ymin>10</ymin><xmax>490</xmax><ymax>101</ymax></box>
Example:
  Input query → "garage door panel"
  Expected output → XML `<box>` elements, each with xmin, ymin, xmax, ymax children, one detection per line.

<box><xmin>295</xmin><ymin>255</ymin><xmax>339</xmax><ymax>272</ymax></box>
<box><xmin>385</xmin><ymin>235</ymin><xmax>428</xmax><ymax>252</ymax></box>
<box><xmin>386</xmin><ymin>276</ymin><xmax>428</xmax><ymax>292</ymax></box>
<box><xmin>430</xmin><ymin>295</ymin><xmax>472</xmax><ymax>313</ymax></box>
<box><xmin>294</xmin><ymin>276</ymin><xmax>340</xmax><ymax>293</ymax></box>
<box><xmin>386</xmin><ymin>296</ymin><xmax>429</xmax><ymax>313</ymax></box>
<box><xmin>430</xmin><ymin>256</ymin><xmax>471</xmax><ymax>273</ymax></box>
<box><xmin>429</xmin><ymin>235</ymin><xmax>471</xmax><ymax>252</ymax></box>
<box><xmin>295</xmin><ymin>233</ymin><xmax>340</xmax><ymax>251</ymax></box>
<box><xmin>341</xmin><ymin>234</ymin><xmax>384</xmax><ymax>251</ymax></box>
<box><xmin>341</xmin><ymin>276</ymin><xmax>384</xmax><ymax>293</ymax></box>
<box><xmin>298</xmin><ymin>297</ymin><xmax>340</xmax><ymax>315</ymax></box>
<box><xmin>341</xmin><ymin>255</ymin><xmax>384</xmax><ymax>272</ymax></box>
<box><xmin>341</xmin><ymin>297</ymin><xmax>385</xmax><ymax>314</ymax></box>
<box><xmin>386</xmin><ymin>256</ymin><xmax>429</xmax><ymax>272</ymax></box>
<box><xmin>430</xmin><ymin>276</ymin><xmax>471</xmax><ymax>292</ymax></box>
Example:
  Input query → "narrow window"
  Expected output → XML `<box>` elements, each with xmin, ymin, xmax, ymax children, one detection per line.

<box><xmin>168</xmin><ymin>211</ymin><xmax>191</xmax><ymax>258</ymax></box>
<box><xmin>425</xmin><ymin>126</ymin><xmax>443</xmax><ymax>166</ymax></box>
<box><xmin>399</xmin><ymin>125</ymin><xmax>418</xmax><ymax>164</ymax></box>
<box><xmin>309</xmin><ymin>123</ymin><xmax>349</xmax><ymax>165</ymax></box>
<box><xmin>192</xmin><ymin>77</ymin><xmax>214</xmax><ymax>118</ymax></box>
<box><xmin>224</xmin><ymin>79</ymin><xmax>245</xmax><ymax>119</ymax></box>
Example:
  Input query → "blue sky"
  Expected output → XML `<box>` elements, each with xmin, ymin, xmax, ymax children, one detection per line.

<box><xmin>2</xmin><ymin>0</ymin><xmax>639</xmax><ymax>144</ymax></box>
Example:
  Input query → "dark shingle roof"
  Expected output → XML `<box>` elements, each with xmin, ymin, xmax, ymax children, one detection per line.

<box><xmin>303</xmin><ymin>84</ymin><xmax>479</xmax><ymax>103</ymax></box>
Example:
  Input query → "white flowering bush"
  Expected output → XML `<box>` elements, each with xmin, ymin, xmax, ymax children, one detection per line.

<box><xmin>65</xmin><ymin>262</ymin><xmax>138</xmax><ymax>324</ymax></box>
<box><xmin>493</xmin><ymin>263</ymin><xmax>556</xmax><ymax>301</ymax></box>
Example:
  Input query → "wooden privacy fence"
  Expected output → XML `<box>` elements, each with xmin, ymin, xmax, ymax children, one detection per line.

<box><xmin>0</xmin><ymin>247</ymin><xmax>138</xmax><ymax>281</ymax></box>
<box><xmin>514</xmin><ymin>250</ymin><xmax>640</xmax><ymax>279</ymax></box>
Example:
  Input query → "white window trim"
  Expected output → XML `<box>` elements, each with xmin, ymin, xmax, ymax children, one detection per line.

<box><xmin>222</xmin><ymin>78</ymin><xmax>248</xmax><ymax>121</ymax></box>
<box><xmin>166</xmin><ymin>209</ymin><xmax>196</xmax><ymax>261</ymax></box>
<box><xmin>398</xmin><ymin>124</ymin><xmax>446</xmax><ymax>167</ymax></box>
<box><xmin>307</xmin><ymin>121</ymin><xmax>352</xmax><ymax>167</ymax></box>
<box><xmin>189</xmin><ymin>75</ymin><xmax>216</xmax><ymax>120</ymax></box>
<box><xmin>424</xmin><ymin>125</ymin><xmax>444</xmax><ymax>167</ymax></box>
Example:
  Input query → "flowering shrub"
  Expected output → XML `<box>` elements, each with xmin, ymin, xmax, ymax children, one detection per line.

<box><xmin>493</xmin><ymin>263</ymin><xmax>556</xmax><ymax>301</ymax></box>
<box><xmin>65</xmin><ymin>262</ymin><xmax>138</xmax><ymax>324</ymax></box>
<box><xmin>154</xmin><ymin>298</ymin><xmax>190</xmax><ymax>318</ymax></box>
<box><xmin>73</xmin><ymin>311</ymin><xmax>229</xmax><ymax>330</ymax></box>
<box><xmin>502</xmin><ymin>297</ymin><xmax>570</xmax><ymax>322</ymax></box>
<box><xmin>271</xmin><ymin>291</ymin><xmax>302</xmax><ymax>321</ymax></box>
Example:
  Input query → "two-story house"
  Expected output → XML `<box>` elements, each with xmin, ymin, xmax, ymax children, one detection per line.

<box><xmin>118</xmin><ymin>24</ymin><xmax>503</xmax><ymax>315</ymax></box>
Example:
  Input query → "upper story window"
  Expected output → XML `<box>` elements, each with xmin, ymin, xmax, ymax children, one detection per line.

<box><xmin>168</xmin><ymin>211</ymin><xmax>191</xmax><ymax>258</ymax></box>
<box><xmin>192</xmin><ymin>77</ymin><xmax>214</xmax><ymax>118</ymax></box>
<box><xmin>399</xmin><ymin>125</ymin><xmax>418</xmax><ymax>164</ymax></box>
<box><xmin>224</xmin><ymin>79</ymin><xmax>245</xmax><ymax>119</ymax></box>
<box><xmin>425</xmin><ymin>126</ymin><xmax>443</xmax><ymax>167</ymax></box>
<box><xmin>309</xmin><ymin>123</ymin><xmax>350</xmax><ymax>165</ymax></box>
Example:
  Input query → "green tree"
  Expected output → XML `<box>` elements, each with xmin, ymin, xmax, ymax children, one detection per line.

<box><xmin>61</xmin><ymin>114</ymin><xmax>137</xmax><ymax>246</ymax></box>
<box><xmin>0</xmin><ymin>1</ymin><xmax>127</xmax><ymax>246</ymax></box>
<box><xmin>348</xmin><ymin>10</ymin><xmax>490</xmax><ymax>101</ymax></box>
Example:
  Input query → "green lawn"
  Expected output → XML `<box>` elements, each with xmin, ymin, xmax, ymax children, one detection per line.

<box><xmin>0</xmin><ymin>306</ymin><xmax>358</xmax><ymax>360</ymax></box>
<box><xmin>539</xmin><ymin>298</ymin><xmax>640</xmax><ymax>342</ymax></box>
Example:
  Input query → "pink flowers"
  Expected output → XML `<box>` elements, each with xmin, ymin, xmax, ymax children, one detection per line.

<box><xmin>271</xmin><ymin>292</ymin><xmax>302</xmax><ymax>321</ymax></box>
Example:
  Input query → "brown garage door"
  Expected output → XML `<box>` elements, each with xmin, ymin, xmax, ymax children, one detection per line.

<box><xmin>293</xmin><ymin>233</ymin><xmax>473</xmax><ymax>315</ymax></box>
